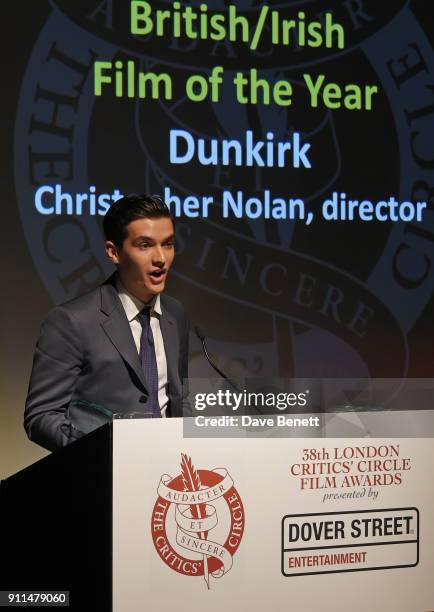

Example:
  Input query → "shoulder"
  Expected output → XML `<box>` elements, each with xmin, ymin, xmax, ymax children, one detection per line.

<box><xmin>43</xmin><ymin>276</ymin><xmax>117</xmax><ymax>324</ymax></box>
<box><xmin>161</xmin><ymin>292</ymin><xmax>185</xmax><ymax>315</ymax></box>
<box><xmin>160</xmin><ymin>293</ymin><xmax>189</xmax><ymax>326</ymax></box>
<box><xmin>53</xmin><ymin>286</ymin><xmax>101</xmax><ymax>317</ymax></box>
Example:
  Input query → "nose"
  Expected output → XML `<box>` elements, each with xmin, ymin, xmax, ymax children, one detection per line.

<box><xmin>152</xmin><ymin>245</ymin><xmax>165</xmax><ymax>265</ymax></box>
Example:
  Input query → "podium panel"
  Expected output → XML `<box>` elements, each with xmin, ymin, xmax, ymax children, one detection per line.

<box><xmin>112</xmin><ymin>419</ymin><xmax>434</xmax><ymax>612</ymax></box>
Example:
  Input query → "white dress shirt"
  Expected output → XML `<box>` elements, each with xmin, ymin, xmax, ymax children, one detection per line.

<box><xmin>116</xmin><ymin>279</ymin><xmax>169</xmax><ymax>417</ymax></box>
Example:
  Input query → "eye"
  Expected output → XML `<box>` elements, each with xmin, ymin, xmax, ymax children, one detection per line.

<box><xmin>164</xmin><ymin>240</ymin><xmax>175</xmax><ymax>248</ymax></box>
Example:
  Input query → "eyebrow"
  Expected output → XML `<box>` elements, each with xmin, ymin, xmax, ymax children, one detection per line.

<box><xmin>132</xmin><ymin>234</ymin><xmax>175</xmax><ymax>244</ymax></box>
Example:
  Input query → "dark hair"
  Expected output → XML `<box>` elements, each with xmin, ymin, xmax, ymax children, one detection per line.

<box><xmin>103</xmin><ymin>194</ymin><xmax>173</xmax><ymax>246</ymax></box>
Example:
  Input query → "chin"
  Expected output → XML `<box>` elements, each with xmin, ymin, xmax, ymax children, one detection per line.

<box><xmin>147</xmin><ymin>283</ymin><xmax>165</xmax><ymax>295</ymax></box>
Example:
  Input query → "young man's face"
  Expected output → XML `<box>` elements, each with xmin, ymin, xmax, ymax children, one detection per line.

<box><xmin>106</xmin><ymin>216</ymin><xmax>175</xmax><ymax>303</ymax></box>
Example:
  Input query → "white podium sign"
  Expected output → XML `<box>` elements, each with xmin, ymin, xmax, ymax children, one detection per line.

<box><xmin>112</xmin><ymin>418</ymin><xmax>434</xmax><ymax>611</ymax></box>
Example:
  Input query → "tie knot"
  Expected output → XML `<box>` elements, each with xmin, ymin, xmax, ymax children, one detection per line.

<box><xmin>138</xmin><ymin>307</ymin><xmax>151</xmax><ymax>327</ymax></box>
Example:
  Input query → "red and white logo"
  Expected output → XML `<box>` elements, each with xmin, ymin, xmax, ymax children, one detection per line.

<box><xmin>151</xmin><ymin>453</ymin><xmax>245</xmax><ymax>588</ymax></box>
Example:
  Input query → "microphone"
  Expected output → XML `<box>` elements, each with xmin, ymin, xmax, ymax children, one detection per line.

<box><xmin>194</xmin><ymin>326</ymin><xmax>240</xmax><ymax>392</ymax></box>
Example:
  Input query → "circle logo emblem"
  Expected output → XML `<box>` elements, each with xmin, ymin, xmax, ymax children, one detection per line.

<box><xmin>151</xmin><ymin>453</ymin><xmax>245</xmax><ymax>588</ymax></box>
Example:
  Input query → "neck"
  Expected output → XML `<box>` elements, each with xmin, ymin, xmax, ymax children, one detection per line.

<box><xmin>117</xmin><ymin>273</ymin><xmax>154</xmax><ymax>305</ymax></box>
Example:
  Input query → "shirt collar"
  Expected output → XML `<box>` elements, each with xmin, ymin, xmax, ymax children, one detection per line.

<box><xmin>116</xmin><ymin>277</ymin><xmax>161</xmax><ymax>322</ymax></box>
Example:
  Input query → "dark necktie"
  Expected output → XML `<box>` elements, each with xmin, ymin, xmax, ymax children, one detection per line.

<box><xmin>138</xmin><ymin>308</ymin><xmax>161</xmax><ymax>417</ymax></box>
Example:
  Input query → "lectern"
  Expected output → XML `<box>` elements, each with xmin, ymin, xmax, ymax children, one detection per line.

<box><xmin>1</xmin><ymin>417</ymin><xmax>433</xmax><ymax>612</ymax></box>
<box><xmin>0</xmin><ymin>425</ymin><xmax>112</xmax><ymax>610</ymax></box>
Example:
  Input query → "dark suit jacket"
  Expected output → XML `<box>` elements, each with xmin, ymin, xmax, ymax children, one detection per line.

<box><xmin>24</xmin><ymin>276</ymin><xmax>190</xmax><ymax>452</ymax></box>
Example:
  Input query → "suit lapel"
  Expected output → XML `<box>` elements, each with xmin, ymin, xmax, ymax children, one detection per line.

<box><xmin>100</xmin><ymin>281</ymin><xmax>147</xmax><ymax>390</ymax></box>
<box><xmin>160</xmin><ymin>300</ymin><xmax>180</xmax><ymax>408</ymax></box>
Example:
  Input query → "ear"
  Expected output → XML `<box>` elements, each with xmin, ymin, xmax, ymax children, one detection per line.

<box><xmin>106</xmin><ymin>241</ymin><xmax>121</xmax><ymax>264</ymax></box>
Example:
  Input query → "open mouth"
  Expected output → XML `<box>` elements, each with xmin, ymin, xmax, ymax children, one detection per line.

<box><xmin>149</xmin><ymin>269</ymin><xmax>166</xmax><ymax>280</ymax></box>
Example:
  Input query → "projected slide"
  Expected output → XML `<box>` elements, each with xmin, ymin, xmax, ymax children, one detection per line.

<box><xmin>12</xmin><ymin>0</ymin><xmax>434</xmax><ymax>379</ymax></box>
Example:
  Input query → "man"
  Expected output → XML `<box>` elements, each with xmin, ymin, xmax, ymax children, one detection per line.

<box><xmin>24</xmin><ymin>194</ymin><xmax>190</xmax><ymax>452</ymax></box>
